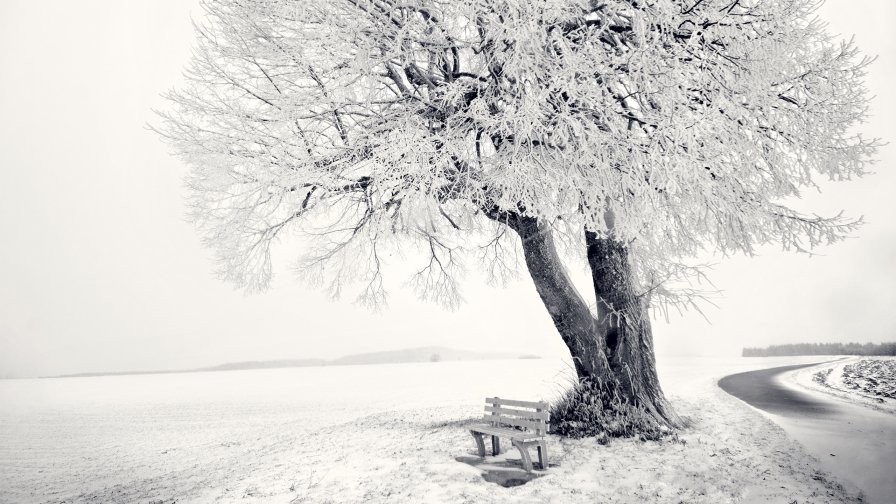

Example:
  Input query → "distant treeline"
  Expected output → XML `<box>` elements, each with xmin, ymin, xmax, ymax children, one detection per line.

<box><xmin>743</xmin><ymin>342</ymin><xmax>896</xmax><ymax>357</ymax></box>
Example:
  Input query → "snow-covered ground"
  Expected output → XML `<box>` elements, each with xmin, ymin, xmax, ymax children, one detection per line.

<box><xmin>0</xmin><ymin>356</ymin><xmax>863</xmax><ymax>503</ymax></box>
<box><xmin>790</xmin><ymin>356</ymin><xmax>896</xmax><ymax>415</ymax></box>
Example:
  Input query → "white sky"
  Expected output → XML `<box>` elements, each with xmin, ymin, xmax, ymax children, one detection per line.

<box><xmin>0</xmin><ymin>1</ymin><xmax>894</xmax><ymax>378</ymax></box>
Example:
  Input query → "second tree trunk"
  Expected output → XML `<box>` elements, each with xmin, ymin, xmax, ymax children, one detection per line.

<box><xmin>512</xmin><ymin>216</ymin><xmax>680</xmax><ymax>435</ymax></box>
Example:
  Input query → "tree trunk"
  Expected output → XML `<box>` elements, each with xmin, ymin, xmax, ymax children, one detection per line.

<box><xmin>585</xmin><ymin>229</ymin><xmax>680</xmax><ymax>427</ymax></box>
<box><xmin>511</xmin><ymin>217</ymin><xmax>612</xmax><ymax>380</ymax></box>
<box><xmin>510</xmin><ymin>215</ymin><xmax>680</xmax><ymax>435</ymax></box>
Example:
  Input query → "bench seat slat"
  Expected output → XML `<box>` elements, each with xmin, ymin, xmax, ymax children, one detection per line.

<box><xmin>469</xmin><ymin>424</ymin><xmax>543</xmax><ymax>441</ymax></box>
<box><xmin>484</xmin><ymin>405</ymin><xmax>550</xmax><ymax>421</ymax></box>
<box><xmin>486</xmin><ymin>397</ymin><xmax>548</xmax><ymax>409</ymax></box>
<box><xmin>482</xmin><ymin>414</ymin><xmax>546</xmax><ymax>432</ymax></box>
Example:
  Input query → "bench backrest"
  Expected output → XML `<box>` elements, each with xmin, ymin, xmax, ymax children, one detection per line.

<box><xmin>483</xmin><ymin>397</ymin><xmax>549</xmax><ymax>436</ymax></box>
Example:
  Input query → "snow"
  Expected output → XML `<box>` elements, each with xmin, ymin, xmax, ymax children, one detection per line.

<box><xmin>789</xmin><ymin>356</ymin><xmax>896</xmax><ymax>415</ymax></box>
<box><xmin>767</xmin><ymin>357</ymin><xmax>896</xmax><ymax>503</ymax></box>
<box><xmin>0</xmin><ymin>356</ymin><xmax>865</xmax><ymax>503</ymax></box>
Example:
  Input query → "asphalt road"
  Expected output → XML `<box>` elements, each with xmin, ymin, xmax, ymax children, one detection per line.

<box><xmin>717</xmin><ymin>362</ymin><xmax>836</xmax><ymax>416</ymax></box>
<box><xmin>718</xmin><ymin>361</ymin><xmax>896</xmax><ymax>504</ymax></box>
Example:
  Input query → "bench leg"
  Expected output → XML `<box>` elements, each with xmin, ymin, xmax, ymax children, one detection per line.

<box><xmin>470</xmin><ymin>431</ymin><xmax>486</xmax><ymax>457</ymax></box>
<box><xmin>491</xmin><ymin>435</ymin><xmax>501</xmax><ymax>456</ymax></box>
<box><xmin>537</xmin><ymin>441</ymin><xmax>547</xmax><ymax>470</ymax></box>
<box><xmin>511</xmin><ymin>440</ymin><xmax>534</xmax><ymax>473</ymax></box>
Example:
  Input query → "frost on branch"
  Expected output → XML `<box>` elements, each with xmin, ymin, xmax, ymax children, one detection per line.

<box><xmin>156</xmin><ymin>0</ymin><xmax>878</xmax><ymax>307</ymax></box>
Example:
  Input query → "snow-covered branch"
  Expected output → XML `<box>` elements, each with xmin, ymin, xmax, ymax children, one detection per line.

<box><xmin>158</xmin><ymin>0</ymin><xmax>878</xmax><ymax>306</ymax></box>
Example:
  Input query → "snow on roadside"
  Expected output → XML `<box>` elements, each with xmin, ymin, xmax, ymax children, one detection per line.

<box><xmin>789</xmin><ymin>356</ymin><xmax>896</xmax><ymax>415</ymax></box>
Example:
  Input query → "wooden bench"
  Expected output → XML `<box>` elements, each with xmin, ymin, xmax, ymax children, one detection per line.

<box><xmin>469</xmin><ymin>397</ymin><xmax>549</xmax><ymax>473</ymax></box>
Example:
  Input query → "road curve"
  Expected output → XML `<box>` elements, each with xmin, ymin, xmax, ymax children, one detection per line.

<box><xmin>718</xmin><ymin>361</ymin><xmax>896</xmax><ymax>504</ymax></box>
<box><xmin>717</xmin><ymin>362</ymin><xmax>836</xmax><ymax>416</ymax></box>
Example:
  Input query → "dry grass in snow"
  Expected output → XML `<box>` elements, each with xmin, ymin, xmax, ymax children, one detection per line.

<box><xmin>794</xmin><ymin>356</ymin><xmax>896</xmax><ymax>415</ymax></box>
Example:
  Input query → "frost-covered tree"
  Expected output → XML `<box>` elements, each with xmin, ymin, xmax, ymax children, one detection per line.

<box><xmin>158</xmin><ymin>0</ymin><xmax>877</xmax><ymax>436</ymax></box>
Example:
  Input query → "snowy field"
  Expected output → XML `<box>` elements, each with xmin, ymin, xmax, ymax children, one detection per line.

<box><xmin>793</xmin><ymin>356</ymin><xmax>896</xmax><ymax>415</ymax></box>
<box><xmin>0</xmin><ymin>356</ymin><xmax>863</xmax><ymax>503</ymax></box>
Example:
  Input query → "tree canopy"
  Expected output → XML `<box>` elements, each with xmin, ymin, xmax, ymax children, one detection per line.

<box><xmin>158</xmin><ymin>0</ymin><xmax>879</xmax><ymax>438</ymax></box>
<box><xmin>159</xmin><ymin>0</ymin><xmax>877</xmax><ymax>306</ymax></box>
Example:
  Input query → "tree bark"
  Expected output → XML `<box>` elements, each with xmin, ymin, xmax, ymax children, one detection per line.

<box><xmin>511</xmin><ymin>216</ymin><xmax>613</xmax><ymax>381</ymax></box>
<box><xmin>585</xmin><ymin>229</ymin><xmax>680</xmax><ymax>427</ymax></box>
<box><xmin>506</xmin><ymin>214</ymin><xmax>680</xmax><ymax>432</ymax></box>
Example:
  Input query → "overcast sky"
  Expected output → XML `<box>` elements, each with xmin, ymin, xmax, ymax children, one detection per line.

<box><xmin>1</xmin><ymin>1</ymin><xmax>894</xmax><ymax>378</ymax></box>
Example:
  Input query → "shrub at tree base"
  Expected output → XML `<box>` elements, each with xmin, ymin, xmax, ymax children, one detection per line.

<box><xmin>550</xmin><ymin>378</ymin><xmax>678</xmax><ymax>442</ymax></box>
